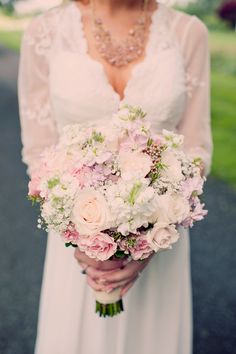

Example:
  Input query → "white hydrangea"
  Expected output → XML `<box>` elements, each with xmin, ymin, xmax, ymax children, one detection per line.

<box><xmin>162</xmin><ymin>129</ymin><xmax>184</xmax><ymax>149</ymax></box>
<box><xmin>105</xmin><ymin>179</ymin><xmax>157</xmax><ymax>235</ymax></box>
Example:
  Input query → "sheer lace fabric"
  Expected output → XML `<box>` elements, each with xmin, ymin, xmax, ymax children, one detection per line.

<box><xmin>18</xmin><ymin>2</ymin><xmax>212</xmax><ymax>176</ymax></box>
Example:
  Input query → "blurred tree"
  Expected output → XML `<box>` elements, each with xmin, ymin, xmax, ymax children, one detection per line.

<box><xmin>218</xmin><ymin>0</ymin><xmax>236</xmax><ymax>29</ymax></box>
<box><xmin>183</xmin><ymin>0</ymin><xmax>222</xmax><ymax>18</ymax></box>
<box><xmin>0</xmin><ymin>0</ymin><xmax>16</xmax><ymax>13</ymax></box>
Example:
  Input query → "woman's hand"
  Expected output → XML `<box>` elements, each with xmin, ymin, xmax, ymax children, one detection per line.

<box><xmin>74</xmin><ymin>248</ymin><xmax>154</xmax><ymax>297</ymax></box>
<box><xmin>93</xmin><ymin>256</ymin><xmax>154</xmax><ymax>297</ymax></box>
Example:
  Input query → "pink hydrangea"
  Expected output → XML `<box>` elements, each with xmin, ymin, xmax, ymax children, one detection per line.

<box><xmin>181</xmin><ymin>199</ymin><xmax>208</xmax><ymax>228</ymax></box>
<box><xmin>28</xmin><ymin>177</ymin><xmax>40</xmax><ymax>196</ymax></box>
<box><xmin>77</xmin><ymin>232</ymin><xmax>117</xmax><ymax>261</ymax></box>
<box><xmin>28</xmin><ymin>161</ymin><xmax>50</xmax><ymax>196</ymax></box>
<box><xmin>120</xmin><ymin>133</ymin><xmax>149</xmax><ymax>152</ymax></box>
<box><xmin>72</xmin><ymin>166</ymin><xmax>92</xmax><ymax>187</ymax></box>
<box><xmin>181</xmin><ymin>175</ymin><xmax>204</xmax><ymax>200</ymax></box>
<box><xmin>72</xmin><ymin>165</ymin><xmax>109</xmax><ymax>188</ymax></box>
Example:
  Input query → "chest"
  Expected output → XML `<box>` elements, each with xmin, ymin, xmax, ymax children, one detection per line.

<box><xmin>48</xmin><ymin>3</ymin><xmax>188</xmax><ymax>132</ymax></box>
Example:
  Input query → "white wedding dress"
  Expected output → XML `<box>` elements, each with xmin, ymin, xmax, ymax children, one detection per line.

<box><xmin>18</xmin><ymin>2</ymin><xmax>212</xmax><ymax>354</ymax></box>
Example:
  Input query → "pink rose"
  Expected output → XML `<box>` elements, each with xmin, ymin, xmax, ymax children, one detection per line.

<box><xmin>77</xmin><ymin>233</ymin><xmax>117</xmax><ymax>261</ymax></box>
<box><xmin>62</xmin><ymin>224</ymin><xmax>79</xmax><ymax>244</ymax></box>
<box><xmin>147</xmin><ymin>223</ymin><xmax>179</xmax><ymax>252</ymax></box>
<box><xmin>130</xmin><ymin>234</ymin><xmax>153</xmax><ymax>261</ymax></box>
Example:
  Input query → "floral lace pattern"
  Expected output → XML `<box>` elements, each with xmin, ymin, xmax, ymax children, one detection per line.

<box><xmin>184</xmin><ymin>70</ymin><xmax>205</xmax><ymax>98</ymax></box>
<box><xmin>22</xmin><ymin>7</ymin><xmax>62</xmax><ymax>57</ymax></box>
<box><xmin>21</xmin><ymin>99</ymin><xmax>55</xmax><ymax>130</ymax></box>
<box><xmin>19</xmin><ymin>2</ymin><xmax>212</xmax><ymax>176</ymax></box>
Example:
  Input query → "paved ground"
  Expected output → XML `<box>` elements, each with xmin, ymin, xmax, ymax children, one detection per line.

<box><xmin>0</xmin><ymin>46</ymin><xmax>235</xmax><ymax>354</ymax></box>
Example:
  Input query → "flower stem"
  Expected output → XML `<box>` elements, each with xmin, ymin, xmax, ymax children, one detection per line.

<box><xmin>95</xmin><ymin>299</ymin><xmax>124</xmax><ymax>317</ymax></box>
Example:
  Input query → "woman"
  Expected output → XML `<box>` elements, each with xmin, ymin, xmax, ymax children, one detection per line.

<box><xmin>18</xmin><ymin>0</ymin><xmax>212</xmax><ymax>353</ymax></box>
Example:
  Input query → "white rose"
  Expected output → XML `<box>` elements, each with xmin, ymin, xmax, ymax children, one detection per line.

<box><xmin>147</xmin><ymin>223</ymin><xmax>179</xmax><ymax>252</ymax></box>
<box><xmin>150</xmin><ymin>193</ymin><xmax>190</xmax><ymax>224</ymax></box>
<box><xmin>160</xmin><ymin>150</ymin><xmax>184</xmax><ymax>183</ymax></box>
<box><xmin>119</xmin><ymin>151</ymin><xmax>152</xmax><ymax>181</ymax></box>
<box><xmin>72</xmin><ymin>188</ymin><xmax>111</xmax><ymax>235</ymax></box>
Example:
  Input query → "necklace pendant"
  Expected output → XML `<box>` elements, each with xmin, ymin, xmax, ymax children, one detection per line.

<box><xmin>91</xmin><ymin>1</ymin><xmax>149</xmax><ymax>68</ymax></box>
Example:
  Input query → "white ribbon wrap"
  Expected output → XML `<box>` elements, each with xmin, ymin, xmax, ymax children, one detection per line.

<box><xmin>94</xmin><ymin>288</ymin><xmax>122</xmax><ymax>305</ymax></box>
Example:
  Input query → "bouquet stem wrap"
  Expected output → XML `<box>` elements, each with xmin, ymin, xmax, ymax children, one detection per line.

<box><xmin>94</xmin><ymin>288</ymin><xmax>124</xmax><ymax>317</ymax></box>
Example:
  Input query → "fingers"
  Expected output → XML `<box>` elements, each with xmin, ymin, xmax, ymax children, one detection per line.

<box><xmin>100</xmin><ymin>260</ymin><xmax>147</xmax><ymax>284</ymax></box>
<box><xmin>121</xmin><ymin>279</ymin><xmax>137</xmax><ymax>297</ymax></box>
<box><xmin>74</xmin><ymin>248</ymin><xmax>126</xmax><ymax>270</ymax></box>
<box><xmin>85</xmin><ymin>266</ymin><xmax>109</xmax><ymax>282</ymax></box>
<box><xmin>105</xmin><ymin>274</ymin><xmax>139</xmax><ymax>291</ymax></box>
<box><xmin>86</xmin><ymin>273</ymin><xmax>138</xmax><ymax>294</ymax></box>
<box><xmin>87</xmin><ymin>275</ymin><xmax>105</xmax><ymax>292</ymax></box>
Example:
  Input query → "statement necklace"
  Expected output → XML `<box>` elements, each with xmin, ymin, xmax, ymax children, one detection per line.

<box><xmin>91</xmin><ymin>0</ymin><xmax>150</xmax><ymax>67</ymax></box>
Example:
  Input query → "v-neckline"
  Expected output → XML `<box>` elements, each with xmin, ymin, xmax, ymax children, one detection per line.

<box><xmin>71</xmin><ymin>1</ymin><xmax>162</xmax><ymax>103</ymax></box>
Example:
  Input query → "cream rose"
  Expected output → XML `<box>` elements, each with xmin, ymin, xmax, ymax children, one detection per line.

<box><xmin>147</xmin><ymin>223</ymin><xmax>179</xmax><ymax>252</ymax></box>
<box><xmin>160</xmin><ymin>150</ymin><xmax>183</xmax><ymax>183</ymax></box>
<box><xmin>118</xmin><ymin>151</ymin><xmax>152</xmax><ymax>181</ymax></box>
<box><xmin>150</xmin><ymin>193</ymin><xmax>190</xmax><ymax>224</ymax></box>
<box><xmin>72</xmin><ymin>188</ymin><xmax>111</xmax><ymax>235</ymax></box>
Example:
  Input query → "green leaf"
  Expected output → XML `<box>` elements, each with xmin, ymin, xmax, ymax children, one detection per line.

<box><xmin>127</xmin><ymin>181</ymin><xmax>142</xmax><ymax>205</ymax></box>
<box><xmin>65</xmin><ymin>242</ymin><xmax>78</xmax><ymax>248</ymax></box>
<box><xmin>27</xmin><ymin>195</ymin><xmax>43</xmax><ymax>206</ymax></box>
<box><xmin>114</xmin><ymin>250</ymin><xmax>126</xmax><ymax>259</ymax></box>
<box><xmin>47</xmin><ymin>177</ymin><xmax>60</xmax><ymax>189</ymax></box>
<box><xmin>92</xmin><ymin>130</ymin><xmax>105</xmax><ymax>143</ymax></box>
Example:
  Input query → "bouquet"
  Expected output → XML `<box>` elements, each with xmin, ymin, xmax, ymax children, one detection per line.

<box><xmin>28</xmin><ymin>105</ymin><xmax>207</xmax><ymax>317</ymax></box>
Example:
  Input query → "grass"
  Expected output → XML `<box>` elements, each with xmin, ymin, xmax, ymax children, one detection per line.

<box><xmin>0</xmin><ymin>18</ymin><xmax>235</xmax><ymax>187</ymax></box>
<box><xmin>0</xmin><ymin>31</ymin><xmax>22</xmax><ymax>51</ymax></box>
<box><xmin>211</xmin><ymin>72</ymin><xmax>236</xmax><ymax>186</ymax></box>
<box><xmin>209</xmin><ymin>30</ymin><xmax>236</xmax><ymax>57</ymax></box>
<box><xmin>209</xmin><ymin>30</ymin><xmax>236</xmax><ymax>188</ymax></box>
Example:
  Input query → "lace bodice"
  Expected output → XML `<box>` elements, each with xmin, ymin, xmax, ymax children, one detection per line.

<box><xmin>18</xmin><ymin>2</ymin><xmax>212</xmax><ymax>176</ymax></box>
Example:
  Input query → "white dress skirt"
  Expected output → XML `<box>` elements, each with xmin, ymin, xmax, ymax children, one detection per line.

<box><xmin>35</xmin><ymin>228</ymin><xmax>192</xmax><ymax>354</ymax></box>
<box><xmin>18</xmin><ymin>2</ymin><xmax>212</xmax><ymax>354</ymax></box>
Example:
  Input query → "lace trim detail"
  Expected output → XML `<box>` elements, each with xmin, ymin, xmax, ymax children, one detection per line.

<box><xmin>23</xmin><ymin>7</ymin><xmax>62</xmax><ymax>56</ymax></box>
<box><xmin>185</xmin><ymin>71</ymin><xmax>205</xmax><ymax>98</ymax></box>
<box><xmin>21</xmin><ymin>99</ymin><xmax>55</xmax><ymax>130</ymax></box>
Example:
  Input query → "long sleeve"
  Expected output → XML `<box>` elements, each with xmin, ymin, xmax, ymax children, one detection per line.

<box><xmin>177</xmin><ymin>17</ymin><xmax>213</xmax><ymax>175</ymax></box>
<box><xmin>18</xmin><ymin>16</ymin><xmax>58</xmax><ymax>177</ymax></box>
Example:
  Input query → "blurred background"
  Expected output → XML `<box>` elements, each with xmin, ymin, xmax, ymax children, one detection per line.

<box><xmin>0</xmin><ymin>0</ymin><xmax>235</xmax><ymax>353</ymax></box>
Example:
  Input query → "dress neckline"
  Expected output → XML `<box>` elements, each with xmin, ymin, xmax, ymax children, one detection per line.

<box><xmin>69</xmin><ymin>1</ymin><xmax>164</xmax><ymax>103</ymax></box>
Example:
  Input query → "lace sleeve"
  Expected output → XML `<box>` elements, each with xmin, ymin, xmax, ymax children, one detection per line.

<box><xmin>18</xmin><ymin>14</ymin><xmax>59</xmax><ymax>176</ymax></box>
<box><xmin>177</xmin><ymin>17</ymin><xmax>213</xmax><ymax>175</ymax></box>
